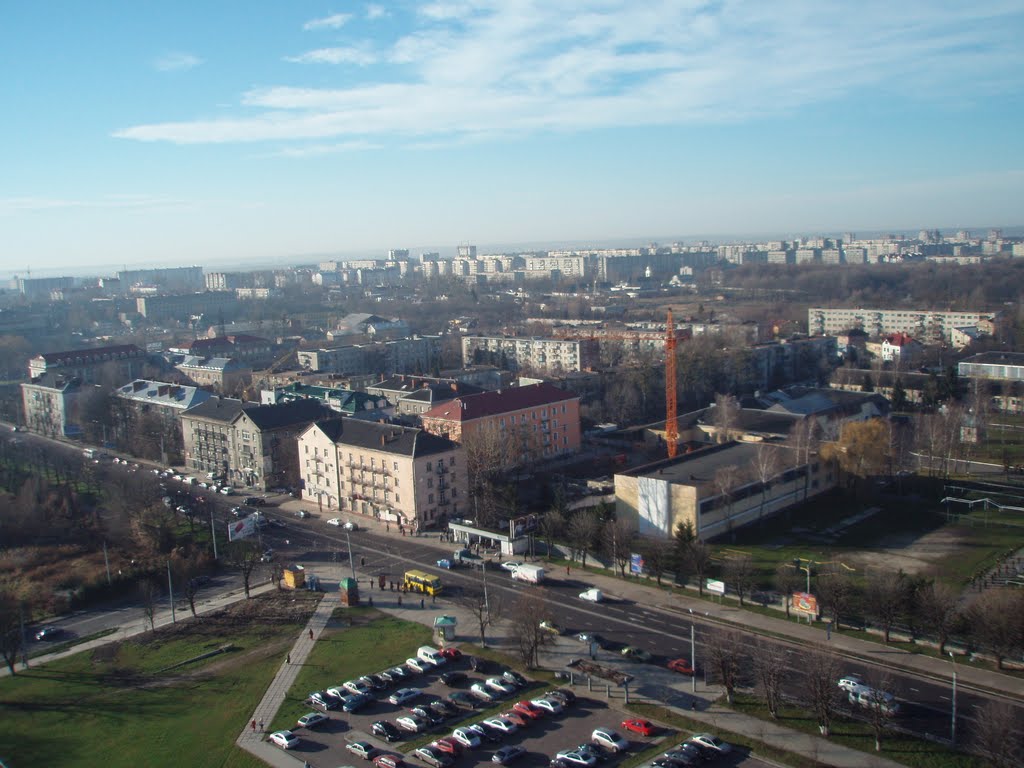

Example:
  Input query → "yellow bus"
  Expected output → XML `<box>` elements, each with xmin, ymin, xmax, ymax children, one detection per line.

<box><xmin>404</xmin><ymin>570</ymin><xmax>442</xmax><ymax>596</ymax></box>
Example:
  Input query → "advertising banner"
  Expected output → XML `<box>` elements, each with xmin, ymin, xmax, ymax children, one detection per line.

<box><xmin>792</xmin><ymin>591</ymin><xmax>819</xmax><ymax>615</ymax></box>
<box><xmin>706</xmin><ymin>578</ymin><xmax>726</xmax><ymax>595</ymax></box>
<box><xmin>228</xmin><ymin>515</ymin><xmax>257</xmax><ymax>542</ymax></box>
<box><xmin>629</xmin><ymin>553</ymin><xmax>645</xmax><ymax>575</ymax></box>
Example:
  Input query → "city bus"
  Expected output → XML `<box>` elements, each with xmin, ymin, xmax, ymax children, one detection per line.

<box><xmin>404</xmin><ymin>570</ymin><xmax>443</xmax><ymax>596</ymax></box>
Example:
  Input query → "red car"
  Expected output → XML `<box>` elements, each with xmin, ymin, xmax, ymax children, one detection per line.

<box><xmin>501</xmin><ymin>710</ymin><xmax>530</xmax><ymax>728</ymax></box>
<box><xmin>432</xmin><ymin>738</ymin><xmax>463</xmax><ymax>756</ymax></box>
<box><xmin>439</xmin><ymin>647</ymin><xmax>463</xmax><ymax>660</ymax></box>
<box><xmin>375</xmin><ymin>755</ymin><xmax>405</xmax><ymax>768</ymax></box>
<box><xmin>667</xmin><ymin>658</ymin><xmax>695</xmax><ymax>675</ymax></box>
<box><xmin>621</xmin><ymin>718</ymin><xmax>656</xmax><ymax>736</ymax></box>
<box><xmin>512</xmin><ymin>701</ymin><xmax>545</xmax><ymax>720</ymax></box>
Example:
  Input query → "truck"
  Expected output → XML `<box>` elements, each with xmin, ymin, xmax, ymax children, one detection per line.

<box><xmin>511</xmin><ymin>564</ymin><xmax>546</xmax><ymax>584</ymax></box>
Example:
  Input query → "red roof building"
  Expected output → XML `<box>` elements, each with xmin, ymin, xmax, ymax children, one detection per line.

<box><xmin>419</xmin><ymin>382</ymin><xmax>581</xmax><ymax>465</ymax></box>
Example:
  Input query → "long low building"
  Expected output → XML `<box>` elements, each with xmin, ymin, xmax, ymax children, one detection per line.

<box><xmin>615</xmin><ymin>441</ymin><xmax>836</xmax><ymax>541</ymax></box>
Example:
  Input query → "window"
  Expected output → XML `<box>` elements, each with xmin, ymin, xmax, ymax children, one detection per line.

<box><xmin>429</xmin><ymin>494</ymin><xmax>434</xmax><ymax>503</ymax></box>
<box><xmin>304</xmin><ymin>445</ymin><xmax>309</xmax><ymax>454</ymax></box>
<box><xmin>393</xmin><ymin>461</ymin><xmax>398</xmax><ymax>470</ymax></box>
<box><xmin>395</xmin><ymin>478</ymin><xmax>399</xmax><ymax>487</ymax></box>
<box><xmin>396</xmin><ymin>493</ymin><xmax>400</xmax><ymax>503</ymax></box>
<box><xmin>450</xmin><ymin>456</ymin><xmax>456</xmax><ymax>467</ymax></box>
<box><xmin>426</xmin><ymin>462</ymin><xmax>432</xmax><ymax>471</ymax></box>
<box><xmin>427</xmin><ymin>478</ymin><xmax>433</xmax><ymax>488</ymax></box>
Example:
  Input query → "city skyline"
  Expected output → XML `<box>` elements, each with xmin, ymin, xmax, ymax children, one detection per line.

<box><xmin>2</xmin><ymin>1</ymin><xmax>1023</xmax><ymax>272</ymax></box>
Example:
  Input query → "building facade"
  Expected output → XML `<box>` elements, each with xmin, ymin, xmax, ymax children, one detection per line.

<box><xmin>298</xmin><ymin>419</ymin><xmax>465</xmax><ymax>531</ymax></box>
<box><xmin>808</xmin><ymin>307</ymin><xmax>997</xmax><ymax>343</ymax></box>
<box><xmin>28</xmin><ymin>344</ymin><xmax>146</xmax><ymax>383</ymax></box>
<box><xmin>175</xmin><ymin>356</ymin><xmax>252</xmax><ymax>393</ymax></box>
<box><xmin>461</xmin><ymin>335</ymin><xmax>596</xmax><ymax>375</ymax></box>
<box><xmin>21</xmin><ymin>374</ymin><xmax>82</xmax><ymax>438</ymax></box>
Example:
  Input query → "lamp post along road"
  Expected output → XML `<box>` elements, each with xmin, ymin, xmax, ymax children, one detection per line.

<box><xmin>949</xmin><ymin>651</ymin><xmax>957</xmax><ymax>745</ymax></box>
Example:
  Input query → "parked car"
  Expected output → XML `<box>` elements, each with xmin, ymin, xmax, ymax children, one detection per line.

<box><xmin>441</xmin><ymin>670</ymin><xmax>467</xmax><ymax>686</ymax></box>
<box><xmin>345</xmin><ymin>679</ymin><xmax>373</xmax><ymax>696</ymax></box>
<box><xmin>297</xmin><ymin>712</ymin><xmax>328</xmax><ymax>729</ymax></box>
<box><xmin>620</xmin><ymin>646</ymin><xmax>652</xmax><ymax>662</ymax></box>
<box><xmin>382</xmin><ymin>666</ymin><xmax>411</xmax><ymax>683</ymax></box>
<box><xmin>483</xmin><ymin>717</ymin><xmax>518</xmax><ymax>735</ymax></box>
<box><xmin>343</xmin><ymin>693</ymin><xmax>375</xmax><ymax>713</ymax></box>
<box><xmin>431</xmin><ymin>737</ymin><xmax>463</xmax><ymax>756</ymax></box>
<box><xmin>574</xmin><ymin>744</ymin><xmax>607</xmax><ymax>764</ymax></box>
<box><xmin>544</xmin><ymin>689</ymin><xmax>577</xmax><ymax>706</ymax></box>
<box><xmin>244</xmin><ymin>497</ymin><xmax>266</xmax><ymax>506</ymax></box>
<box><xmin>374</xmin><ymin>754</ymin><xmax>405</xmax><ymax>768</ymax></box>
<box><xmin>687</xmin><ymin>734</ymin><xmax>732</xmax><ymax>755</ymax></box>
<box><xmin>486</xmin><ymin>677</ymin><xmax>516</xmax><ymax>695</ymax></box>
<box><xmin>309</xmin><ymin>691</ymin><xmax>342</xmax><ymax>711</ymax></box>
<box><xmin>372</xmin><ymin>720</ymin><xmax>403</xmax><ymax>742</ymax></box>
<box><xmin>415</xmin><ymin>747</ymin><xmax>454</xmax><ymax>768</ymax></box>
<box><xmin>343</xmin><ymin>520</ymin><xmax>359</xmax><ymax>531</ymax></box>
<box><xmin>667</xmin><ymin>658</ymin><xmax>695</xmax><ymax>675</ymax></box>
<box><xmin>500</xmin><ymin>561</ymin><xmax>523</xmax><ymax>572</ymax></box>
<box><xmin>410</xmin><ymin>706</ymin><xmax>446</xmax><ymax>726</ymax></box>
<box><xmin>431</xmin><ymin>699</ymin><xmax>459</xmax><ymax>718</ymax></box>
<box><xmin>439</xmin><ymin>647</ymin><xmax>463</xmax><ymax>660</ymax></box>
<box><xmin>502</xmin><ymin>670</ymin><xmax>528</xmax><ymax>687</ymax></box>
<box><xmin>837</xmin><ymin>675</ymin><xmax>866</xmax><ymax>693</ymax></box>
<box><xmin>530</xmin><ymin>697</ymin><xmax>564</xmax><ymax>715</ymax></box>
<box><xmin>406</xmin><ymin>658</ymin><xmax>429</xmax><ymax>674</ymax></box>
<box><xmin>622</xmin><ymin>718</ymin><xmax>655</xmax><ymax>736</ymax></box>
<box><xmin>389</xmin><ymin>687</ymin><xmax>421</xmax><ymax>705</ymax></box>
<box><xmin>448</xmin><ymin>692</ymin><xmax>479</xmax><ymax>708</ymax></box>
<box><xmin>269</xmin><ymin>730</ymin><xmax>299</xmax><ymax>749</ymax></box>
<box><xmin>361</xmin><ymin>674</ymin><xmax>388</xmax><ymax>690</ymax></box>
<box><xmin>539</xmin><ymin>620</ymin><xmax>563</xmax><ymax>635</ymax></box>
<box><xmin>397</xmin><ymin>715</ymin><xmax>429</xmax><ymax>733</ymax></box>
<box><xmin>327</xmin><ymin>517</ymin><xmax>343</xmax><ymax>526</ymax></box>
<box><xmin>451</xmin><ymin>727</ymin><xmax>482</xmax><ymax>749</ymax></box>
<box><xmin>468</xmin><ymin>656</ymin><xmax>492</xmax><ymax>673</ymax></box>
<box><xmin>466</xmin><ymin>722</ymin><xmax>501</xmax><ymax>743</ymax></box>
<box><xmin>591</xmin><ymin>728</ymin><xmax>630</xmax><ymax>753</ymax></box>
<box><xmin>347</xmin><ymin>741</ymin><xmax>379</xmax><ymax>760</ymax></box>
<box><xmin>512</xmin><ymin>701</ymin><xmax>545</xmax><ymax>720</ymax></box>
<box><xmin>555</xmin><ymin>751</ymin><xmax>597</xmax><ymax>768</ymax></box>
<box><xmin>470</xmin><ymin>683</ymin><xmax>497</xmax><ymax>702</ymax></box>
<box><xmin>34</xmin><ymin>626</ymin><xmax>62</xmax><ymax>641</ymax></box>
<box><xmin>501</xmin><ymin>710</ymin><xmax>529</xmax><ymax>728</ymax></box>
<box><xmin>492</xmin><ymin>746</ymin><xmax>527</xmax><ymax>765</ymax></box>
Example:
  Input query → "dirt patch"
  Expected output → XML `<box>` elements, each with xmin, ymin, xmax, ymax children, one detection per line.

<box><xmin>848</xmin><ymin>526</ymin><xmax>962</xmax><ymax>576</ymax></box>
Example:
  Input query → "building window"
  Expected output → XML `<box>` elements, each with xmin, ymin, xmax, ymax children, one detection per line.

<box><xmin>393</xmin><ymin>461</ymin><xmax>398</xmax><ymax>470</ymax></box>
<box><xmin>429</xmin><ymin>494</ymin><xmax>434</xmax><ymax>503</ymax></box>
<box><xmin>428</xmin><ymin>478</ymin><xmax>433</xmax><ymax>488</ymax></box>
<box><xmin>304</xmin><ymin>445</ymin><xmax>309</xmax><ymax>454</ymax></box>
<box><xmin>426</xmin><ymin>462</ymin><xmax>432</xmax><ymax>471</ymax></box>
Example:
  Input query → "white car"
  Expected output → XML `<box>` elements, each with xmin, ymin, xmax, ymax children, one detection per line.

<box><xmin>406</xmin><ymin>658</ymin><xmax>429</xmax><ymax>673</ymax></box>
<box><xmin>531</xmin><ymin>697</ymin><xmax>564</xmax><ymax>715</ymax></box>
<box><xmin>500</xmin><ymin>561</ymin><xmax>523</xmax><ymax>572</ymax></box>
<box><xmin>219</xmin><ymin>486</ymin><xmax>233</xmax><ymax>495</ymax></box>
<box><xmin>389</xmin><ymin>687</ymin><xmax>421</xmax><ymax>705</ymax></box>
<box><xmin>483</xmin><ymin>717</ymin><xmax>518</xmax><ymax>735</ymax></box>
<box><xmin>837</xmin><ymin>675</ymin><xmax>865</xmax><ymax>693</ymax></box>
<box><xmin>344</xmin><ymin>679</ymin><xmax>372</xmax><ymax>696</ymax></box>
<box><xmin>269</xmin><ymin>730</ymin><xmax>299</xmax><ymax>749</ymax></box>
<box><xmin>470</xmin><ymin>683</ymin><xmax>497</xmax><ymax>702</ymax></box>
<box><xmin>397</xmin><ymin>715</ymin><xmax>428</xmax><ymax>733</ymax></box>
<box><xmin>579</xmin><ymin>588</ymin><xmax>603</xmax><ymax>603</ymax></box>
<box><xmin>591</xmin><ymin>728</ymin><xmax>630</xmax><ymax>753</ymax></box>
<box><xmin>451</xmin><ymin>727</ymin><xmax>482</xmax><ymax>749</ymax></box>
<box><xmin>687</xmin><ymin>734</ymin><xmax>732</xmax><ymax>754</ymax></box>
<box><xmin>343</xmin><ymin>521</ymin><xmax>359</xmax><ymax>531</ymax></box>
<box><xmin>297</xmin><ymin>712</ymin><xmax>328</xmax><ymax>729</ymax></box>
<box><xmin>485</xmin><ymin>677</ymin><xmax>515</xmax><ymax>695</ymax></box>
<box><xmin>327</xmin><ymin>517</ymin><xmax>342</xmax><ymax>526</ymax></box>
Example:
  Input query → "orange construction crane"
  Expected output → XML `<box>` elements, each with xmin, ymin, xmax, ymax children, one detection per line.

<box><xmin>665</xmin><ymin>309</ymin><xmax>678</xmax><ymax>458</ymax></box>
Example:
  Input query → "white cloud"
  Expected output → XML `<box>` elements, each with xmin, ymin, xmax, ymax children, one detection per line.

<box><xmin>366</xmin><ymin>4</ymin><xmax>387</xmax><ymax>20</ymax></box>
<box><xmin>285</xmin><ymin>47</ymin><xmax>377</xmax><ymax>66</ymax></box>
<box><xmin>0</xmin><ymin>194</ymin><xmax>192</xmax><ymax>214</ymax></box>
<box><xmin>303</xmin><ymin>13</ymin><xmax>352</xmax><ymax>31</ymax></box>
<box><xmin>267</xmin><ymin>140</ymin><xmax>383</xmax><ymax>158</ymax></box>
<box><xmin>118</xmin><ymin>1</ymin><xmax>1024</xmax><ymax>146</ymax></box>
<box><xmin>154</xmin><ymin>52</ymin><xmax>202</xmax><ymax>72</ymax></box>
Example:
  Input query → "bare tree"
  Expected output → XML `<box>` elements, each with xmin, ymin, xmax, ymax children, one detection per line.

<box><xmin>453</xmin><ymin>583</ymin><xmax>503</xmax><ymax>647</ymax></box>
<box><xmin>916</xmin><ymin>581</ymin><xmax>960</xmax><ymax>655</ymax></box>
<box><xmin>139</xmin><ymin>578</ymin><xmax>160</xmax><ymax>632</ymax></box>
<box><xmin>640</xmin><ymin>538</ymin><xmax>672</xmax><ymax>586</ymax></box>
<box><xmin>0</xmin><ymin>590</ymin><xmax>25</xmax><ymax>675</ymax></box>
<box><xmin>774</xmin><ymin>562</ymin><xmax>803</xmax><ymax>619</ymax></box>
<box><xmin>860</xmin><ymin>674</ymin><xmax>899</xmax><ymax>751</ymax></box>
<box><xmin>566</xmin><ymin>509</ymin><xmax>601</xmax><ymax>567</ymax></box>
<box><xmin>967</xmin><ymin>588</ymin><xmax>1024</xmax><ymax>669</ymax></box>
<box><xmin>229</xmin><ymin>540</ymin><xmax>263</xmax><ymax>598</ymax></box>
<box><xmin>724</xmin><ymin>554</ymin><xmax>756</xmax><ymax>607</ymax></box>
<box><xmin>711</xmin><ymin>393</ymin><xmax>741</xmax><ymax>443</ymax></box>
<box><xmin>864</xmin><ymin>570</ymin><xmax>908</xmax><ymax>643</ymax></box>
<box><xmin>752</xmin><ymin>639</ymin><xmax>787</xmax><ymax>719</ymax></box>
<box><xmin>603</xmin><ymin>516</ymin><xmax>637</xmax><ymax>577</ymax></box>
<box><xmin>706</xmin><ymin>630</ymin><xmax>744</xmax><ymax>704</ymax></box>
<box><xmin>817</xmin><ymin>565</ymin><xmax>856</xmax><ymax>632</ymax></box>
<box><xmin>972</xmin><ymin>701</ymin><xmax>1023</xmax><ymax>768</ymax></box>
<box><xmin>687</xmin><ymin>540</ymin><xmax>713</xmax><ymax>597</ymax></box>
<box><xmin>712</xmin><ymin>465</ymin><xmax>744</xmax><ymax>536</ymax></box>
<box><xmin>752</xmin><ymin>443</ymin><xmax>781</xmax><ymax>522</ymax></box>
<box><xmin>509</xmin><ymin>588</ymin><xmax>553</xmax><ymax>668</ymax></box>
<box><xmin>541</xmin><ymin>488</ymin><xmax>567</xmax><ymax>558</ymax></box>
<box><xmin>804</xmin><ymin>647</ymin><xmax>843</xmax><ymax>737</ymax></box>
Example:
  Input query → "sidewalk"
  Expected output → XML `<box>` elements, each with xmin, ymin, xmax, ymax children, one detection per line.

<box><xmin>272</xmin><ymin>495</ymin><xmax>1022</xmax><ymax>699</ymax></box>
<box><xmin>235</xmin><ymin>558</ymin><xmax>907</xmax><ymax>768</ymax></box>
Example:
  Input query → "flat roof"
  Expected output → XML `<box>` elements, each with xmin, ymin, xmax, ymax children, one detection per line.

<box><xmin>621</xmin><ymin>441</ymin><xmax>792</xmax><ymax>488</ymax></box>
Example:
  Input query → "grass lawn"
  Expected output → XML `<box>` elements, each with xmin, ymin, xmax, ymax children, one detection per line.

<box><xmin>0</xmin><ymin>591</ymin><xmax>317</xmax><ymax>768</ymax></box>
<box><xmin>269</xmin><ymin>607</ymin><xmax>434</xmax><ymax>732</ymax></box>
<box><xmin>728</xmin><ymin>693</ymin><xmax>988</xmax><ymax>768</ymax></box>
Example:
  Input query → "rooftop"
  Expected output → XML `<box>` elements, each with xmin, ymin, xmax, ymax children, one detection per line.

<box><xmin>306</xmin><ymin>418</ymin><xmax>458</xmax><ymax>457</ymax></box>
<box><xmin>421</xmin><ymin>382</ymin><xmax>577</xmax><ymax>422</ymax></box>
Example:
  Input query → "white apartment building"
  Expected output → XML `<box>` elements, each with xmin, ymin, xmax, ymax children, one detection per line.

<box><xmin>809</xmin><ymin>307</ymin><xmax>998</xmax><ymax>343</ymax></box>
<box><xmin>461</xmin><ymin>336</ymin><xmax>595</xmax><ymax>374</ymax></box>
<box><xmin>298</xmin><ymin>419</ymin><xmax>465</xmax><ymax>531</ymax></box>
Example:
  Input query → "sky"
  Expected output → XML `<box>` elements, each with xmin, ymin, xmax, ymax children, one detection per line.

<box><xmin>2</xmin><ymin>1</ymin><xmax>1023</xmax><ymax>275</ymax></box>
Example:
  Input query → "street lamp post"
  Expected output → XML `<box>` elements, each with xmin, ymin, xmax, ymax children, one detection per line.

<box><xmin>345</xmin><ymin>532</ymin><xmax>356</xmax><ymax>581</ymax></box>
<box><xmin>949</xmin><ymin>651</ymin><xmax>957</xmax><ymax>745</ymax></box>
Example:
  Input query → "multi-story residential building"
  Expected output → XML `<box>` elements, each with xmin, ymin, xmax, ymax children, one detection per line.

<box><xmin>876</xmin><ymin>333</ymin><xmax>924</xmax><ymax>364</ymax></box>
<box><xmin>135</xmin><ymin>292</ymin><xmax>239</xmax><ymax>322</ymax></box>
<box><xmin>28</xmin><ymin>344</ymin><xmax>147</xmax><ymax>384</ymax></box>
<box><xmin>366</xmin><ymin>375</ymin><xmax>485</xmax><ymax>417</ymax></box>
<box><xmin>298</xmin><ymin>419</ymin><xmax>465</xmax><ymax>530</ymax></box>
<box><xmin>14</xmin><ymin>276</ymin><xmax>76</xmax><ymax>300</ymax></box>
<box><xmin>296</xmin><ymin>336</ymin><xmax>440</xmax><ymax>376</ymax></box>
<box><xmin>808</xmin><ymin>307</ymin><xmax>998</xmax><ymax>344</ymax></box>
<box><xmin>419</xmin><ymin>382</ymin><xmax>581</xmax><ymax>464</ymax></box>
<box><xmin>115</xmin><ymin>379</ymin><xmax>212</xmax><ymax>421</ymax></box>
<box><xmin>461</xmin><ymin>335</ymin><xmax>597</xmax><ymax>375</ymax></box>
<box><xmin>176</xmin><ymin>356</ymin><xmax>252</xmax><ymax>393</ymax></box>
<box><xmin>175</xmin><ymin>335</ymin><xmax>275</xmax><ymax>366</ymax></box>
<box><xmin>261</xmin><ymin>382</ymin><xmax>387</xmax><ymax>418</ymax></box>
<box><xmin>21</xmin><ymin>373</ymin><xmax>82</xmax><ymax>437</ymax></box>
<box><xmin>180</xmin><ymin>397</ymin><xmax>334</xmax><ymax>489</ymax></box>
<box><xmin>118</xmin><ymin>266</ymin><xmax>204</xmax><ymax>292</ymax></box>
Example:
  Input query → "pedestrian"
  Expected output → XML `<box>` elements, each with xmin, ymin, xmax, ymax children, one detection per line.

<box><xmin>286</xmin><ymin>653</ymin><xmax>291</xmax><ymax>664</ymax></box>
<box><xmin>431</xmin><ymin>594</ymin><xmax>436</xmax><ymax>605</ymax></box>
<box><xmin>566</xmin><ymin>565</ymin><xmax>571</xmax><ymax>576</ymax></box>
<box><xmin>690</xmin><ymin>700</ymin><xmax>697</xmax><ymax>711</ymax></box>
<box><xmin>361</xmin><ymin>557</ymin><xmax>366</xmax><ymax>567</ymax></box>
<box><xmin>386</xmin><ymin>523</ymin><xmax>390</xmax><ymax>532</ymax></box>
<box><xmin>259</xmin><ymin>719</ymin><xmax>264</xmax><ymax>732</ymax></box>
<box><xmin>398</xmin><ymin>595</ymin><xmax>403</xmax><ymax>606</ymax></box>
<box><xmin>420</xmin><ymin>598</ymin><xmax>425</xmax><ymax>609</ymax></box>
<box><xmin>308</xmin><ymin>628</ymin><xmax>313</xmax><ymax>641</ymax></box>
<box><xmin>368</xmin><ymin>596</ymin><xmax>373</xmax><ymax>606</ymax></box>
<box><xmin>251</xmin><ymin>719</ymin><xmax>257</xmax><ymax>732</ymax></box>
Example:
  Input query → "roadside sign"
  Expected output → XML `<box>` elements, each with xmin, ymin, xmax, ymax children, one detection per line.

<box><xmin>792</xmin><ymin>591</ymin><xmax>819</xmax><ymax>615</ymax></box>
<box><xmin>629</xmin><ymin>553</ymin><xmax>645</xmax><ymax>575</ymax></box>
<box><xmin>228</xmin><ymin>515</ymin><xmax>257</xmax><ymax>542</ymax></box>
<box><xmin>706</xmin><ymin>578</ymin><xmax>726</xmax><ymax>595</ymax></box>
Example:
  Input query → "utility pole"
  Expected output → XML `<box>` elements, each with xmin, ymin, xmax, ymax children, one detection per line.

<box><xmin>345</xmin><ymin>532</ymin><xmax>356</xmax><ymax>581</ymax></box>
<box><xmin>209</xmin><ymin>504</ymin><xmax>218</xmax><ymax>560</ymax></box>
<box><xmin>690</xmin><ymin>624</ymin><xmax>696</xmax><ymax>693</ymax></box>
<box><xmin>102</xmin><ymin>540</ymin><xmax>112</xmax><ymax>585</ymax></box>
<box><xmin>949</xmin><ymin>651</ymin><xmax>957</xmax><ymax>745</ymax></box>
<box><xmin>167</xmin><ymin>561</ymin><xmax>176</xmax><ymax>624</ymax></box>
<box><xmin>482</xmin><ymin>561</ymin><xmax>491</xmax><ymax>624</ymax></box>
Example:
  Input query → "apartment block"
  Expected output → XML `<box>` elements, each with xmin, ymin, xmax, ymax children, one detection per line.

<box><xmin>461</xmin><ymin>335</ymin><xmax>596</xmax><ymax>375</ymax></box>
<box><xmin>808</xmin><ymin>307</ymin><xmax>998</xmax><ymax>343</ymax></box>
<box><xmin>28</xmin><ymin>344</ymin><xmax>147</xmax><ymax>384</ymax></box>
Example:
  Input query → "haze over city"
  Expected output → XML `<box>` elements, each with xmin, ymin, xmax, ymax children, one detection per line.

<box><xmin>2</xmin><ymin>1</ymin><xmax>1023</xmax><ymax>272</ymax></box>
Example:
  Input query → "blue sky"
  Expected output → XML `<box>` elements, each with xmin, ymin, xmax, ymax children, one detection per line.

<box><xmin>2</xmin><ymin>1</ymin><xmax>1023</xmax><ymax>274</ymax></box>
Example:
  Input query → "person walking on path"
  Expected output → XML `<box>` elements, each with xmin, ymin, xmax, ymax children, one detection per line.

<box><xmin>251</xmin><ymin>719</ymin><xmax>256</xmax><ymax>732</ymax></box>
<box><xmin>398</xmin><ymin>595</ymin><xmax>403</xmax><ymax>606</ymax></box>
<box><xmin>258</xmin><ymin>719</ymin><xmax>264</xmax><ymax>732</ymax></box>
<box><xmin>420</xmin><ymin>598</ymin><xmax>425</xmax><ymax>609</ymax></box>
<box><xmin>308</xmin><ymin>628</ymin><xmax>313</xmax><ymax>641</ymax></box>
<box><xmin>286</xmin><ymin>653</ymin><xmax>291</xmax><ymax>664</ymax></box>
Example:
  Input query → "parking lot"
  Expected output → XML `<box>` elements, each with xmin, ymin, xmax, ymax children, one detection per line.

<box><xmin>276</xmin><ymin>652</ymin><xmax>670</xmax><ymax>768</ymax></box>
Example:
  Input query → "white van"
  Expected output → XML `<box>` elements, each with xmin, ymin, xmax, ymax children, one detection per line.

<box><xmin>416</xmin><ymin>646</ymin><xmax>446</xmax><ymax>667</ymax></box>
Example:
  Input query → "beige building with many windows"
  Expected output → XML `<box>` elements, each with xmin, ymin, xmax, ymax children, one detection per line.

<box><xmin>298</xmin><ymin>419</ymin><xmax>464</xmax><ymax>531</ymax></box>
<box><xmin>809</xmin><ymin>307</ymin><xmax>997</xmax><ymax>343</ymax></box>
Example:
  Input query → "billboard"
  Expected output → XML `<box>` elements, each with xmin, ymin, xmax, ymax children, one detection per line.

<box><xmin>629</xmin><ymin>553</ymin><xmax>645</xmax><ymax>576</ymax></box>
<box><xmin>509</xmin><ymin>514</ymin><xmax>539</xmax><ymax>538</ymax></box>
<box><xmin>792</xmin><ymin>591</ymin><xmax>819</xmax><ymax>615</ymax></box>
<box><xmin>705</xmin><ymin>578</ymin><xmax>726</xmax><ymax>595</ymax></box>
<box><xmin>228</xmin><ymin>515</ymin><xmax>257</xmax><ymax>542</ymax></box>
